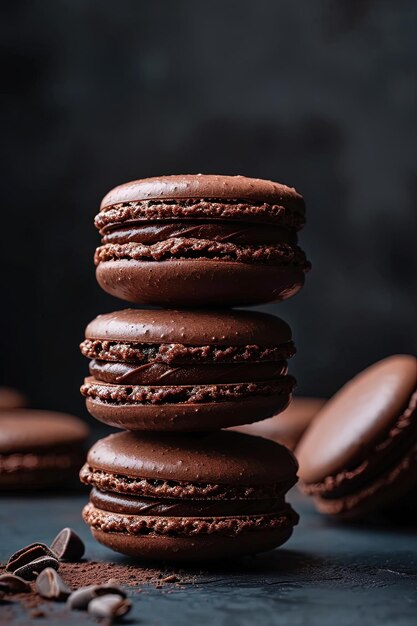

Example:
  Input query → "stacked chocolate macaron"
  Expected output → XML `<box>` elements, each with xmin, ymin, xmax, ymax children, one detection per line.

<box><xmin>80</xmin><ymin>174</ymin><xmax>309</xmax><ymax>560</ymax></box>
<box><xmin>94</xmin><ymin>174</ymin><xmax>309</xmax><ymax>306</ymax></box>
<box><xmin>79</xmin><ymin>308</ymin><xmax>296</xmax><ymax>431</ymax></box>
<box><xmin>80</xmin><ymin>431</ymin><xmax>299</xmax><ymax>560</ymax></box>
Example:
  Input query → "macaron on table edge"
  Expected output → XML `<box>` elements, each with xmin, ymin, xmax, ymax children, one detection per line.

<box><xmin>80</xmin><ymin>173</ymin><xmax>309</xmax><ymax>561</ymax></box>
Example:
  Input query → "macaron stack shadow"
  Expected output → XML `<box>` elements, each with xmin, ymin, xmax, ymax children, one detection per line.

<box><xmin>296</xmin><ymin>355</ymin><xmax>417</xmax><ymax>521</ymax></box>
<box><xmin>81</xmin><ymin>174</ymin><xmax>309</xmax><ymax>560</ymax></box>
<box><xmin>0</xmin><ymin>410</ymin><xmax>89</xmax><ymax>490</ymax></box>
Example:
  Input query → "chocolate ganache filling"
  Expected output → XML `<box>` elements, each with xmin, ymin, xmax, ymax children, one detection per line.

<box><xmin>88</xmin><ymin>359</ymin><xmax>288</xmax><ymax>386</ymax></box>
<box><xmin>101</xmin><ymin>220</ymin><xmax>298</xmax><ymax>246</ymax></box>
<box><xmin>90</xmin><ymin>488</ymin><xmax>286</xmax><ymax>517</ymax></box>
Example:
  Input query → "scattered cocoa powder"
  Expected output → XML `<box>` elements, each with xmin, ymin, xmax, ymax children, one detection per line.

<box><xmin>0</xmin><ymin>559</ymin><xmax>198</xmax><ymax>623</ymax></box>
<box><xmin>59</xmin><ymin>560</ymin><xmax>197</xmax><ymax>588</ymax></box>
<box><xmin>0</xmin><ymin>581</ymin><xmax>49</xmax><ymax>624</ymax></box>
<box><xmin>1</xmin><ymin>561</ymin><xmax>197</xmax><ymax>590</ymax></box>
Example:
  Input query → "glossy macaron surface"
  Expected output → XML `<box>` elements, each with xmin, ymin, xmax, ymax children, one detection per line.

<box><xmin>82</xmin><ymin>430</ymin><xmax>298</xmax><ymax>487</ymax></box>
<box><xmin>99</xmin><ymin>173</ymin><xmax>306</xmax><ymax>208</ymax></box>
<box><xmin>82</xmin><ymin>307</ymin><xmax>293</xmax><ymax>345</ymax></box>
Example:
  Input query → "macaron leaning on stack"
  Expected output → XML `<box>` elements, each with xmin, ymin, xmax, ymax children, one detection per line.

<box><xmin>80</xmin><ymin>174</ymin><xmax>309</xmax><ymax>560</ymax></box>
<box><xmin>297</xmin><ymin>355</ymin><xmax>417</xmax><ymax>520</ymax></box>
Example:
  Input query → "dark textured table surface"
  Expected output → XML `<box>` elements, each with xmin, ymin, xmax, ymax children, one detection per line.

<box><xmin>1</xmin><ymin>490</ymin><xmax>417</xmax><ymax>625</ymax></box>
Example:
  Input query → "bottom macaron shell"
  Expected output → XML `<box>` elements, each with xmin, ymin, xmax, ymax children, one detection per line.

<box><xmin>96</xmin><ymin>259</ymin><xmax>305</xmax><ymax>306</ymax></box>
<box><xmin>89</xmin><ymin>523</ymin><xmax>294</xmax><ymax>562</ymax></box>
<box><xmin>85</xmin><ymin>393</ymin><xmax>291</xmax><ymax>431</ymax></box>
<box><xmin>90</xmin><ymin>527</ymin><xmax>294</xmax><ymax>561</ymax></box>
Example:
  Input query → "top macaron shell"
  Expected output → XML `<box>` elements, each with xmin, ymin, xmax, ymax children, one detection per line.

<box><xmin>296</xmin><ymin>355</ymin><xmax>417</xmax><ymax>518</ymax></box>
<box><xmin>84</xmin><ymin>429</ymin><xmax>299</xmax><ymax>488</ymax></box>
<box><xmin>80</xmin><ymin>308</ymin><xmax>296</xmax><ymax>432</ymax></box>
<box><xmin>0</xmin><ymin>410</ymin><xmax>89</xmax><ymax>490</ymax></box>
<box><xmin>94</xmin><ymin>174</ymin><xmax>309</xmax><ymax>307</ymax></box>
<box><xmin>0</xmin><ymin>410</ymin><xmax>89</xmax><ymax>454</ymax></box>
<box><xmin>84</xmin><ymin>307</ymin><xmax>293</xmax><ymax>345</ymax></box>
<box><xmin>100</xmin><ymin>174</ymin><xmax>305</xmax><ymax>209</ymax></box>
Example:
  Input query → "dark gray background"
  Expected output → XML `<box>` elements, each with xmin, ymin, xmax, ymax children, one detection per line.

<box><xmin>1</xmin><ymin>0</ymin><xmax>416</xmax><ymax>423</ymax></box>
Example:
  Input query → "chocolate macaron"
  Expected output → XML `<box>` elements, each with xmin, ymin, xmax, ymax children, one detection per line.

<box><xmin>232</xmin><ymin>397</ymin><xmax>326</xmax><ymax>450</ymax></box>
<box><xmin>297</xmin><ymin>355</ymin><xmax>417</xmax><ymax>520</ymax></box>
<box><xmin>81</xmin><ymin>430</ymin><xmax>299</xmax><ymax>560</ymax></box>
<box><xmin>80</xmin><ymin>308</ymin><xmax>296</xmax><ymax>431</ymax></box>
<box><xmin>94</xmin><ymin>174</ymin><xmax>309</xmax><ymax>307</ymax></box>
<box><xmin>0</xmin><ymin>410</ymin><xmax>89</xmax><ymax>489</ymax></box>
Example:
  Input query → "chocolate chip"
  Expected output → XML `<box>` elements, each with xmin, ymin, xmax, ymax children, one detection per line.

<box><xmin>160</xmin><ymin>574</ymin><xmax>179</xmax><ymax>583</ymax></box>
<box><xmin>66</xmin><ymin>583</ymin><xmax>127</xmax><ymax>611</ymax></box>
<box><xmin>50</xmin><ymin>528</ymin><xmax>85</xmax><ymax>561</ymax></box>
<box><xmin>35</xmin><ymin>568</ymin><xmax>71</xmax><ymax>601</ymax></box>
<box><xmin>67</xmin><ymin>585</ymin><xmax>98</xmax><ymax>610</ymax></box>
<box><xmin>14</xmin><ymin>556</ymin><xmax>59</xmax><ymax>581</ymax></box>
<box><xmin>88</xmin><ymin>594</ymin><xmax>132</xmax><ymax>619</ymax></box>
<box><xmin>100</xmin><ymin>582</ymin><xmax>127</xmax><ymax>599</ymax></box>
<box><xmin>6</xmin><ymin>543</ymin><xmax>55</xmax><ymax>573</ymax></box>
<box><xmin>0</xmin><ymin>573</ymin><xmax>31</xmax><ymax>593</ymax></box>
